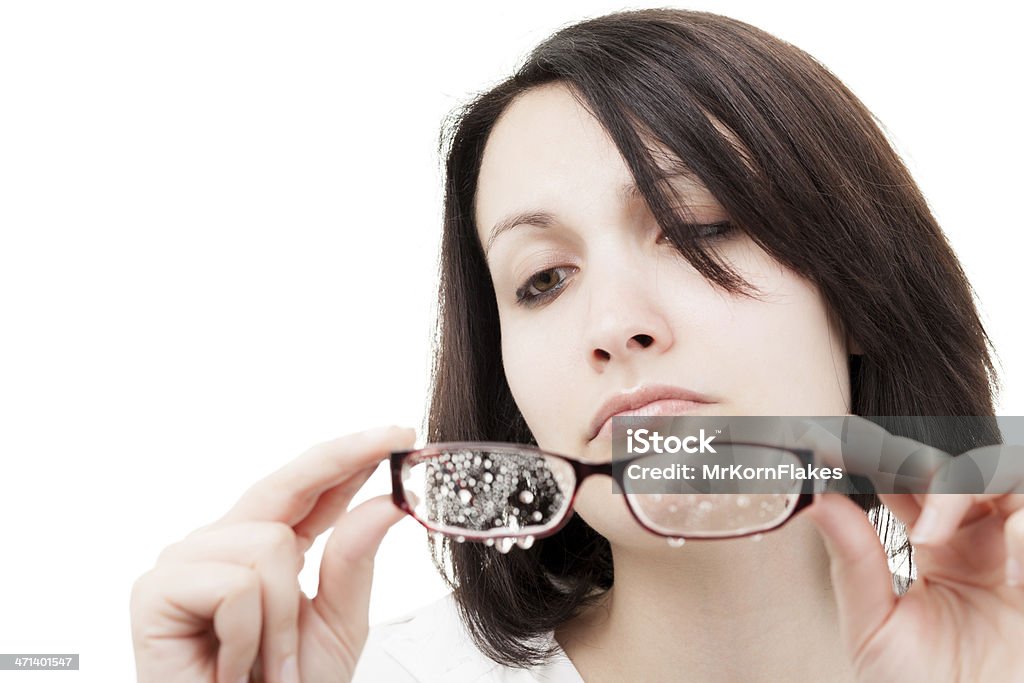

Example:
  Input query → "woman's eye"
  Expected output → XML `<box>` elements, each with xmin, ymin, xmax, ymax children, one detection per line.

<box><xmin>515</xmin><ymin>266</ymin><xmax>574</xmax><ymax>307</ymax></box>
<box><xmin>659</xmin><ymin>220</ymin><xmax>735</xmax><ymax>244</ymax></box>
<box><xmin>695</xmin><ymin>221</ymin><xmax>734</xmax><ymax>239</ymax></box>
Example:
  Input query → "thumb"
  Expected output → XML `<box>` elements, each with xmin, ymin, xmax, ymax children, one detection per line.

<box><xmin>313</xmin><ymin>494</ymin><xmax>406</xmax><ymax>638</ymax></box>
<box><xmin>803</xmin><ymin>494</ymin><xmax>896</xmax><ymax>660</ymax></box>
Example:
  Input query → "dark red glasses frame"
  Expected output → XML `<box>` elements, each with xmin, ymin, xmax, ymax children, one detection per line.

<box><xmin>390</xmin><ymin>441</ymin><xmax>817</xmax><ymax>542</ymax></box>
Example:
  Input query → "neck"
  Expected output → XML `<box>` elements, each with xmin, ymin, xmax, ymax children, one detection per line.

<box><xmin>555</xmin><ymin>515</ymin><xmax>857</xmax><ymax>683</ymax></box>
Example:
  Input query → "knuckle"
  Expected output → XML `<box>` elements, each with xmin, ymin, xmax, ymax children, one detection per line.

<box><xmin>265</xmin><ymin>521</ymin><xmax>298</xmax><ymax>547</ymax></box>
<box><xmin>184</xmin><ymin>521</ymin><xmax>218</xmax><ymax>539</ymax></box>
<box><xmin>257</xmin><ymin>522</ymin><xmax>299</xmax><ymax>559</ymax></box>
<box><xmin>235</xmin><ymin>565</ymin><xmax>263</xmax><ymax>595</ymax></box>
<box><xmin>154</xmin><ymin>541</ymin><xmax>184</xmax><ymax>565</ymax></box>
<box><xmin>128</xmin><ymin>571</ymin><xmax>156</xmax><ymax>609</ymax></box>
<box><xmin>267</xmin><ymin>599</ymin><xmax>301</xmax><ymax>634</ymax></box>
<box><xmin>1006</xmin><ymin>509</ymin><xmax>1024</xmax><ymax>541</ymax></box>
<box><xmin>128</xmin><ymin>569</ymin><xmax>173</xmax><ymax>631</ymax></box>
<box><xmin>219</xmin><ymin>565</ymin><xmax>261</xmax><ymax>605</ymax></box>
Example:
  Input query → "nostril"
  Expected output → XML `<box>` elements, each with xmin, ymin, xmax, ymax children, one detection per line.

<box><xmin>593</xmin><ymin>334</ymin><xmax>656</xmax><ymax>362</ymax></box>
<box><xmin>632</xmin><ymin>334</ymin><xmax>654</xmax><ymax>348</ymax></box>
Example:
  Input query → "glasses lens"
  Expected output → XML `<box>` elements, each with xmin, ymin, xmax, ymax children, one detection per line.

<box><xmin>402</xmin><ymin>446</ymin><xmax>575</xmax><ymax>542</ymax></box>
<box><xmin>623</xmin><ymin>445</ymin><xmax>804</xmax><ymax>537</ymax></box>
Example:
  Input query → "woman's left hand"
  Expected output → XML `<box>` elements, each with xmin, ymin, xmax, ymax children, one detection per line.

<box><xmin>805</xmin><ymin>483</ymin><xmax>1024</xmax><ymax>682</ymax></box>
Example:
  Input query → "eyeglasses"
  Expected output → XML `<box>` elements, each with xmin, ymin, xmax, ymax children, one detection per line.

<box><xmin>390</xmin><ymin>441</ymin><xmax>817</xmax><ymax>552</ymax></box>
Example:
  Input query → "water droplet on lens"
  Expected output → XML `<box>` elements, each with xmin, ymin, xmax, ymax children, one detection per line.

<box><xmin>668</xmin><ymin>504</ymin><xmax>678</xmax><ymax>513</ymax></box>
<box><xmin>429</xmin><ymin>531</ymin><xmax>444</xmax><ymax>542</ymax></box>
<box><xmin>455</xmin><ymin>535</ymin><xmax>466</xmax><ymax>543</ymax></box>
<box><xmin>750</xmin><ymin>533</ymin><xmax>764</xmax><ymax>542</ymax></box>
<box><xmin>531</xmin><ymin>511</ymin><xmax>543</xmax><ymax>522</ymax></box>
<box><xmin>458</xmin><ymin>489</ymin><xmax>473</xmax><ymax>504</ymax></box>
<box><xmin>484</xmin><ymin>538</ymin><xmax>495</xmax><ymax>547</ymax></box>
<box><xmin>495</xmin><ymin>537</ymin><xmax>515</xmax><ymax>554</ymax></box>
<box><xmin>736</xmin><ymin>495</ymin><xmax>751</xmax><ymax>508</ymax></box>
<box><xmin>516</xmin><ymin>535</ymin><xmax>535</xmax><ymax>549</ymax></box>
<box><xmin>483</xmin><ymin>472</ymin><xmax>494</xmax><ymax>483</ymax></box>
<box><xmin>519</xmin><ymin>490</ymin><xmax>535</xmax><ymax>504</ymax></box>
<box><xmin>698</xmin><ymin>501</ymin><xmax>713</xmax><ymax>512</ymax></box>
<box><xmin>667</xmin><ymin>537</ymin><xmax>686</xmax><ymax>548</ymax></box>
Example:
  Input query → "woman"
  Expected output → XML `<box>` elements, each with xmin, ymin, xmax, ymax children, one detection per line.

<box><xmin>130</xmin><ymin>9</ymin><xmax>1024</xmax><ymax>682</ymax></box>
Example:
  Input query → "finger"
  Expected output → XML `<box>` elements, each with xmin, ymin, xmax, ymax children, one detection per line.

<box><xmin>291</xmin><ymin>464</ymin><xmax>378</xmax><ymax>550</ymax></box>
<box><xmin>881</xmin><ymin>491</ymin><xmax>1005</xmax><ymax>547</ymax></box>
<box><xmin>802</xmin><ymin>494</ymin><xmax>895</xmax><ymax>660</ymax></box>
<box><xmin>1005</xmin><ymin>506</ymin><xmax>1024</xmax><ymax>587</ymax></box>
<box><xmin>217</xmin><ymin>425</ymin><xmax>416</xmax><ymax>527</ymax></box>
<box><xmin>913</xmin><ymin>493</ymin><xmax>999</xmax><ymax>548</ymax></box>
<box><xmin>910</xmin><ymin>443</ymin><xmax>1024</xmax><ymax>545</ymax></box>
<box><xmin>312</xmin><ymin>495</ymin><xmax>406</xmax><ymax>646</ymax></box>
<box><xmin>874</xmin><ymin>493</ymin><xmax>923</xmax><ymax>529</ymax></box>
<box><xmin>156</xmin><ymin>522</ymin><xmax>303</xmax><ymax>683</ymax></box>
<box><xmin>131</xmin><ymin>561</ymin><xmax>262</xmax><ymax>683</ymax></box>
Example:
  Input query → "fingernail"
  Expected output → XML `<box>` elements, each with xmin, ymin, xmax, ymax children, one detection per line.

<box><xmin>910</xmin><ymin>506</ymin><xmax>940</xmax><ymax>545</ymax></box>
<box><xmin>1007</xmin><ymin>558</ymin><xmax>1022</xmax><ymax>587</ymax></box>
<box><xmin>281</xmin><ymin>655</ymin><xmax>298</xmax><ymax>683</ymax></box>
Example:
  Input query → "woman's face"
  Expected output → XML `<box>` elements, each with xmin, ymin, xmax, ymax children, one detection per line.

<box><xmin>474</xmin><ymin>83</ymin><xmax>851</xmax><ymax>546</ymax></box>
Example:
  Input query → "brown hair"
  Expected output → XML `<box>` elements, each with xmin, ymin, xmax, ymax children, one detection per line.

<box><xmin>425</xmin><ymin>8</ymin><xmax>1000</xmax><ymax>667</ymax></box>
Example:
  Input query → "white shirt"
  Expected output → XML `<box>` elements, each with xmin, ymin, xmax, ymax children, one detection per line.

<box><xmin>352</xmin><ymin>593</ymin><xmax>585</xmax><ymax>683</ymax></box>
<box><xmin>353</xmin><ymin>576</ymin><xmax>912</xmax><ymax>681</ymax></box>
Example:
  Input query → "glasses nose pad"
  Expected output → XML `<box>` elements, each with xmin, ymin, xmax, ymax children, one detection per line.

<box><xmin>404</xmin><ymin>488</ymin><xmax>421</xmax><ymax>510</ymax></box>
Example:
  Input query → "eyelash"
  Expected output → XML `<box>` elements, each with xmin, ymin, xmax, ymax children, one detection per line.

<box><xmin>514</xmin><ymin>221</ymin><xmax>735</xmax><ymax>307</ymax></box>
<box><xmin>660</xmin><ymin>220</ymin><xmax>734</xmax><ymax>244</ymax></box>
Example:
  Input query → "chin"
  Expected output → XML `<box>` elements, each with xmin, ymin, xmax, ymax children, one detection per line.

<box><xmin>571</xmin><ymin>483</ymin><xmax>652</xmax><ymax>545</ymax></box>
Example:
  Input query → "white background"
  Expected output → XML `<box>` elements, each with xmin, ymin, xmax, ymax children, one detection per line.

<box><xmin>0</xmin><ymin>1</ymin><xmax>1020</xmax><ymax>680</ymax></box>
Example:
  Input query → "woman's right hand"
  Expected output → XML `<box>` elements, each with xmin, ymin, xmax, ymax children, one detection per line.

<box><xmin>130</xmin><ymin>425</ymin><xmax>417</xmax><ymax>683</ymax></box>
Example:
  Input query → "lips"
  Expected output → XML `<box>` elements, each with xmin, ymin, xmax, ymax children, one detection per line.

<box><xmin>588</xmin><ymin>384</ymin><xmax>715</xmax><ymax>442</ymax></box>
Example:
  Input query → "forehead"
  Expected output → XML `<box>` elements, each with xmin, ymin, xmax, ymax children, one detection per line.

<box><xmin>473</xmin><ymin>84</ymin><xmax>726</xmax><ymax>244</ymax></box>
<box><xmin>479</xmin><ymin>83</ymin><xmax>620</xmax><ymax>178</ymax></box>
<box><xmin>474</xmin><ymin>85</ymin><xmax>629</xmax><ymax>234</ymax></box>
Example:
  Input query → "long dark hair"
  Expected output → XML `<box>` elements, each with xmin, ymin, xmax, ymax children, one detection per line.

<box><xmin>424</xmin><ymin>8</ymin><xmax>1000</xmax><ymax>667</ymax></box>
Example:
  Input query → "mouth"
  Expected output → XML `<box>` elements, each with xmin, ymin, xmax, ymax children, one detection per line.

<box><xmin>588</xmin><ymin>385</ymin><xmax>716</xmax><ymax>442</ymax></box>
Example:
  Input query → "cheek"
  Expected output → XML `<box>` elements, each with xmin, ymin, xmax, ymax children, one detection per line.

<box><xmin>500</xmin><ymin>322</ymin><xmax>578</xmax><ymax>449</ymax></box>
<box><xmin>710</xmin><ymin>255</ymin><xmax>851</xmax><ymax>414</ymax></box>
<box><xmin>749</xmin><ymin>287</ymin><xmax>848</xmax><ymax>411</ymax></box>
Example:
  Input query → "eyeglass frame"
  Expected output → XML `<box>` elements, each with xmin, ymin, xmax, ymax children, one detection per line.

<box><xmin>390</xmin><ymin>440</ymin><xmax>817</xmax><ymax>542</ymax></box>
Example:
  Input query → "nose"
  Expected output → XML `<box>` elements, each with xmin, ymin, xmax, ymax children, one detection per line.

<box><xmin>584</xmin><ymin>261</ymin><xmax>675</xmax><ymax>372</ymax></box>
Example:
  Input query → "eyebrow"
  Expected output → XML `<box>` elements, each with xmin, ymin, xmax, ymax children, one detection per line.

<box><xmin>484</xmin><ymin>174</ymin><xmax>699</xmax><ymax>256</ymax></box>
